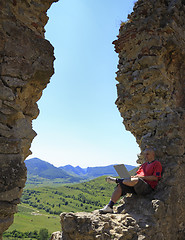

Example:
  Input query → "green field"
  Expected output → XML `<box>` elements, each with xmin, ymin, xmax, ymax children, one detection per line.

<box><xmin>4</xmin><ymin>176</ymin><xmax>115</xmax><ymax>238</ymax></box>
<box><xmin>8</xmin><ymin>205</ymin><xmax>60</xmax><ymax>232</ymax></box>
<box><xmin>4</xmin><ymin>205</ymin><xmax>60</xmax><ymax>239</ymax></box>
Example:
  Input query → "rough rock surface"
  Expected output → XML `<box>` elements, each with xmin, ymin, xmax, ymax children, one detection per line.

<box><xmin>50</xmin><ymin>231</ymin><xmax>63</xmax><ymax>240</ymax></box>
<box><xmin>0</xmin><ymin>0</ymin><xmax>57</xmax><ymax>238</ymax></box>
<box><xmin>53</xmin><ymin>0</ymin><xmax>185</xmax><ymax>239</ymax></box>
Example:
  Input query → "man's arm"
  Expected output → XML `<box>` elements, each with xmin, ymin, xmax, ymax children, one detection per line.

<box><xmin>135</xmin><ymin>175</ymin><xmax>158</xmax><ymax>181</ymax></box>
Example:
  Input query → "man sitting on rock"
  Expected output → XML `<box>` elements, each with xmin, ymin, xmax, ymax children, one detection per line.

<box><xmin>99</xmin><ymin>147</ymin><xmax>162</xmax><ymax>214</ymax></box>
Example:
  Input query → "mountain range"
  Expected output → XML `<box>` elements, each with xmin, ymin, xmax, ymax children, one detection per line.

<box><xmin>25</xmin><ymin>158</ymin><xmax>136</xmax><ymax>184</ymax></box>
<box><xmin>59</xmin><ymin>164</ymin><xmax>135</xmax><ymax>178</ymax></box>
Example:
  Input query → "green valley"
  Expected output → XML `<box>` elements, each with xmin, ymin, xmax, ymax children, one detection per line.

<box><xmin>21</xmin><ymin>176</ymin><xmax>115</xmax><ymax>214</ymax></box>
<box><xmin>5</xmin><ymin>162</ymin><xmax>138</xmax><ymax>239</ymax></box>
<box><xmin>4</xmin><ymin>176</ymin><xmax>115</xmax><ymax>239</ymax></box>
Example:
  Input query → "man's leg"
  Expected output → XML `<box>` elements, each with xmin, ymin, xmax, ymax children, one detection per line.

<box><xmin>99</xmin><ymin>185</ymin><xmax>122</xmax><ymax>214</ymax></box>
<box><xmin>105</xmin><ymin>176</ymin><xmax>139</xmax><ymax>186</ymax></box>
<box><xmin>111</xmin><ymin>184</ymin><xmax>122</xmax><ymax>203</ymax></box>
<box><xmin>99</xmin><ymin>178</ymin><xmax>137</xmax><ymax>214</ymax></box>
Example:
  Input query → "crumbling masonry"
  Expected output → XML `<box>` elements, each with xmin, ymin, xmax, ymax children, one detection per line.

<box><xmin>0</xmin><ymin>0</ymin><xmax>56</xmax><ymax>238</ymax></box>
<box><xmin>0</xmin><ymin>0</ymin><xmax>185</xmax><ymax>240</ymax></box>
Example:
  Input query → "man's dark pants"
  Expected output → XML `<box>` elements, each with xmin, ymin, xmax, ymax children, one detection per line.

<box><xmin>117</xmin><ymin>178</ymin><xmax>153</xmax><ymax>196</ymax></box>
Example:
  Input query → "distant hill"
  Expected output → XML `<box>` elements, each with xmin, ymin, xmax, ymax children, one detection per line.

<box><xmin>61</xmin><ymin>165</ymin><xmax>87</xmax><ymax>176</ymax></box>
<box><xmin>25</xmin><ymin>158</ymin><xmax>137</xmax><ymax>186</ymax></box>
<box><xmin>59</xmin><ymin>164</ymin><xmax>136</xmax><ymax>178</ymax></box>
<box><xmin>25</xmin><ymin>158</ymin><xmax>82</xmax><ymax>182</ymax></box>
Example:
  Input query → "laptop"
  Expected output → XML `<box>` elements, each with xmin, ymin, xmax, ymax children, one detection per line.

<box><xmin>113</xmin><ymin>164</ymin><xmax>132</xmax><ymax>178</ymax></box>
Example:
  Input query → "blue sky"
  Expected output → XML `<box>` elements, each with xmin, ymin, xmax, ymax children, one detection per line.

<box><xmin>29</xmin><ymin>0</ymin><xmax>140</xmax><ymax>168</ymax></box>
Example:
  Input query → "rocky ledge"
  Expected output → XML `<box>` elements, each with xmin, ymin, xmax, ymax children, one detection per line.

<box><xmin>51</xmin><ymin>193</ymin><xmax>166</xmax><ymax>240</ymax></box>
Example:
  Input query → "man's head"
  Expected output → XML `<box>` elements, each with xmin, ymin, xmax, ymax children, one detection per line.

<box><xmin>143</xmin><ymin>147</ymin><xmax>155</xmax><ymax>162</ymax></box>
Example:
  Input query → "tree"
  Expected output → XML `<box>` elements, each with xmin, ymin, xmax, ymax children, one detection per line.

<box><xmin>39</xmin><ymin>228</ymin><xmax>49</xmax><ymax>240</ymax></box>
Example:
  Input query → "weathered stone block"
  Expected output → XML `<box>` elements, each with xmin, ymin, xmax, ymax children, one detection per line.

<box><xmin>0</xmin><ymin>138</ymin><xmax>20</xmax><ymax>154</ymax></box>
<box><xmin>0</xmin><ymin>80</ymin><xmax>15</xmax><ymax>101</ymax></box>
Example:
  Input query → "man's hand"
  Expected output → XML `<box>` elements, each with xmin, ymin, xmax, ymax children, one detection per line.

<box><xmin>130</xmin><ymin>176</ymin><xmax>139</xmax><ymax>180</ymax></box>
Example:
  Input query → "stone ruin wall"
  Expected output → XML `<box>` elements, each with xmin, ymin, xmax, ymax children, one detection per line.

<box><xmin>112</xmin><ymin>0</ymin><xmax>185</xmax><ymax>238</ymax></box>
<box><xmin>0</xmin><ymin>0</ymin><xmax>57</xmax><ymax>238</ymax></box>
<box><xmin>0</xmin><ymin>0</ymin><xmax>185</xmax><ymax>239</ymax></box>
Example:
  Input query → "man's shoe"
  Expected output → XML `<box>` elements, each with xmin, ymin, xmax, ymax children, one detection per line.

<box><xmin>105</xmin><ymin>176</ymin><xmax>117</xmax><ymax>184</ymax></box>
<box><xmin>99</xmin><ymin>205</ymin><xmax>113</xmax><ymax>214</ymax></box>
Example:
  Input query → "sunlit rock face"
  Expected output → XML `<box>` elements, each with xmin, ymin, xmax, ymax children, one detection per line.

<box><xmin>113</xmin><ymin>0</ymin><xmax>185</xmax><ymax>238</ymax></box>
<box><xmin>54</xmin><ymin>0</ymin><xmax>184</xmax><ymax>240</ymax></box>
<box><xmin>0</xmin><ymin>0</ymin><xmax>57</xmax><ymax>237</ymax></box>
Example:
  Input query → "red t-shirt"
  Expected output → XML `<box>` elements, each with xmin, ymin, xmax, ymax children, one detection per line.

<box><xmin>136</xmin><ymin>160</ymin><xmax>162</xmax><ymax>189</ymax></box>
